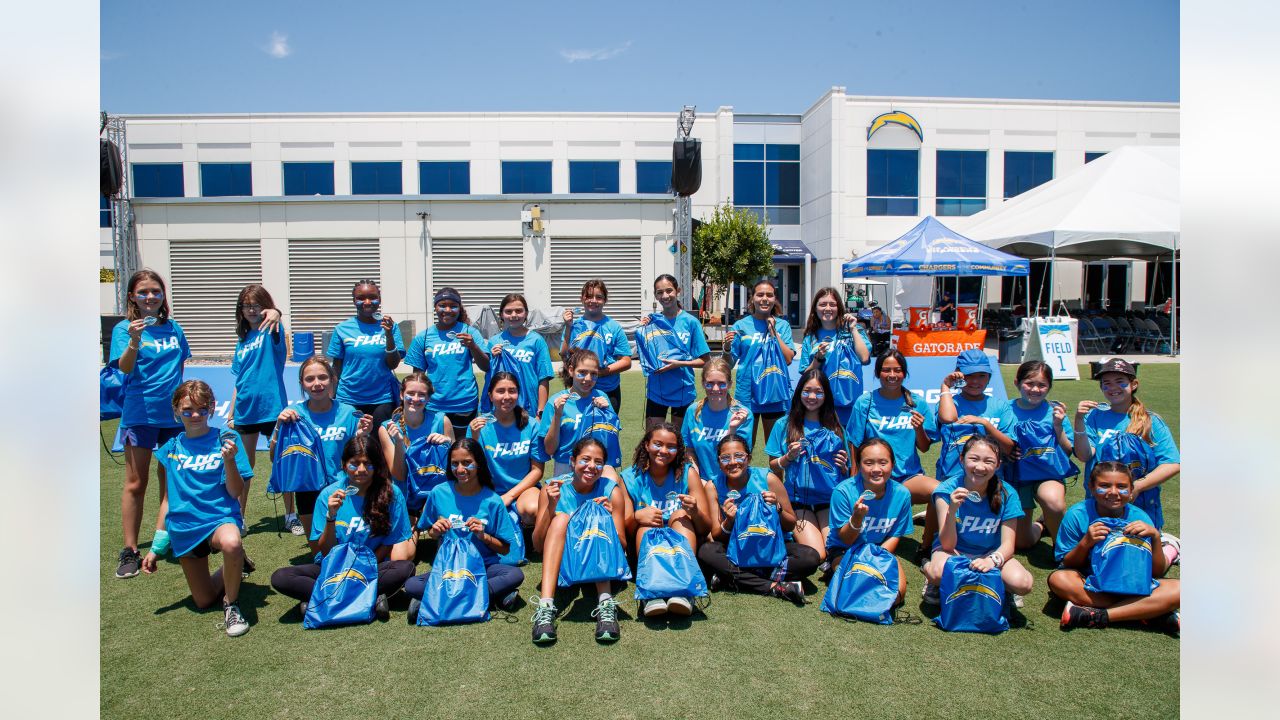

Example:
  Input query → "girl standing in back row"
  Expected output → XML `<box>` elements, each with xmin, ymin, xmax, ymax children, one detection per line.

<box><xmin>561</xmin><ymin>279</ymin><xmax>632</xmax><ymax>412</ymax></box>
<box><xmin>227</xmin><ymin>283</ymin><xmax>286</xmax><ymax>527</ymax></box>
<box><xmin>406</xmin><ymin>287</ymin><xmax>490</xmax><ymax>434</ymax></box>
<box><xmin>724</xmin><ymin>279</ymin><xmax>796</xmax><ymax>443</ymax></box>
<box><xmin>325</xmin><ymin>279</ymin><xmax>404</xmax><ymax>429</ymax></box>
<box><xmin>637</xmin><ymin>274</ymin><xmax>710</xmax><ymax>430</ymax></box>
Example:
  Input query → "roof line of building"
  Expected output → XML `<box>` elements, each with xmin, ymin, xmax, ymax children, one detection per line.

<box><xmin>129</xmin><ymin>193</ymin><xmax>678</xmax><ymax>204</ymax></box>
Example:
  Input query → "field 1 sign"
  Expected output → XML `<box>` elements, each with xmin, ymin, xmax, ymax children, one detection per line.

<box><xmin>1023</xmin><ymin>318</ymin><xmax>1080</xmax><ymax>380</ymax></box>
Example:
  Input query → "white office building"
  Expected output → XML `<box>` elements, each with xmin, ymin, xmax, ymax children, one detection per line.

<box><xmin>100</xmin><ymin>87</ymin><xmax>1178</xmax><ymax>356</ymax></box>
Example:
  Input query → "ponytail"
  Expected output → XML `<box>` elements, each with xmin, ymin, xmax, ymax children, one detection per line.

<box><xmin>1127</xmin><ymin>394</ymin><xmax>1153</xmax><ymax>443</ymax></box>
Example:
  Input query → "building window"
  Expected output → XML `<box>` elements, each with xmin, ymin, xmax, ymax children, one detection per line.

<box><xmin>935</xmin><ymin>150</ymin><xmax>987</xmax><ymax>216</ymax></box>
<box><xmin>1085</xmin><ymin>151</ymin><xmax>1107</xmax><ymax>164</ymax></box>
<box><xmin>635</xmin><ymin>161</ymin><xmax>672</xmax><ymax>193</ymax></box>
<box><xmin>419</xmin><ymin>161</ymin><xmax>470</xmax><ymax>194</ymax></box>
<box><xmin>867</xmin><ymin>149</ymin><xmax>919</xmax><ymax>216</ymax></box>
<box><xmin>283</xmin><ymin>162</ymin><xmax>335</xmax><ymax>196</ymax></box>
<box><xmin>569</xmin><ymin>161</ymin><xmax>620</xmax><ymax>193</ymax></box>
<box><xmin>1004</xmin><ymin>151</ymin><xmax>1053</xmax><ymax>198</ymax></box>
<box><xmin>501</xmin><ymin>161</ymin><xmax>552</xmax><ymax>194</ymax></box>
<box><xmin>351</xmin><ymin>161</ymin><xmax>402</xmax><ymax>195</ymax></box>
<box><xmin>734</xmin><ymin>143</ymin><xmax>799</xmax><ymax>225</ymax></box>
<box><xmin>100</xmin><ymin>196</ymin><xmax>112</xmax><ymax>228</ymax></box>
<box><xmin>132</xmin><ymin>163</ymin><xmax>184</xmax><ymax>198</ymax></box>
<box><xmin>199</xmin><ymin>163</ymin><xmax>252</xmax><ymax>197</ymax></box>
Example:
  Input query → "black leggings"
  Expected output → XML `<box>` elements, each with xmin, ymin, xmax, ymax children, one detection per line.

<box><xmin>270</xmin><ymin>559</ymin><xmax>416</xmax><ymax>601</ymax></box>
<box><xmin>352</xmin><ymin>402</ymin><xmax>398</xmax><ymax>431</ymax></box>
<box><xmin>294</xmin><ymin>490</ymin><xmax>321</xmax><ymax>517</ymax></box>
<box><xmin>603</xmin><ymin>387</ymin><xmax>622</xmax><ymax>413</ymax></box>
<box><xmin>696</xmin><ymin>540</ymin><xmax>820</xmax><ymax>595</ymax></box>
<box><xmin>403</xmin><ymin>562</ymin><xmax>525</xmax><ymax>601</ymax></box>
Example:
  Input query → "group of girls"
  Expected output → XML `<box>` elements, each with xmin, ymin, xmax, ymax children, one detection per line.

<box><xmin>109</xmin><ymin>267</ymin><xmax>1179</xmax><ymax>639</ymax></box>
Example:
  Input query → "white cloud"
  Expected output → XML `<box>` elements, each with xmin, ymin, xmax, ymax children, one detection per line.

<box><xmin>265</xmin><ymin>31</ymin><xmax>291</xmax><ymax>59</ymax></box>
<box><xmin>559</xmin><ymin>40</ymin><xmax>631</xmax><ymax>63</ymax></box>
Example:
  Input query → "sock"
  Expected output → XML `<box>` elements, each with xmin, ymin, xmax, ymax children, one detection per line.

<box><xmin>598</xmin><ymin>592</ymin><xmax>612</xmax><ymax>603</ymax></box>
<box><xmin>1162</xmin><ymin>544</ymin><xmax>1178</xmax><ymax>565</ymax></box>
<box><xmin>285</xmin><ymin>512</ymin><xmax>298</xmax><ymax>522</ymax></box>
<box><xmin>539</xmin><ymin>597</ymin><xmax>554</xmax><ymax>608</ymax></box>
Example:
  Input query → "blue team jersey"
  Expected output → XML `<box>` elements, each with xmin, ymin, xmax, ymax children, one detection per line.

<box><xmin>845</xmin><ymin>390</ymin><xmax>930</xmax><ymax>482</ymax></box>
<box><xmin>536</xmin><ymin>389</ymin><xmax>620</xmax><ymax>466</ymax></box>
<box><xmin>230</xmin><ymin>327</ymin><xmax>288</xmax><ymax>425</ymax></box>
<box><xmin>156</xmin><ymin>430</ymin><xmax>252</xmax><ymax>557</ymax></box>
<box><xmin>764</xmin><ymin>419</ymin><xmax>848</xmax><ymax>505</ymax></box>
<box><xmin>929</xmin><ymin>393</ymin><xmax>1014</xmax><ymax>482</ymax></box>
<box><xmin>553</xmin><ymin>474</ymin><xmax>620</xmax><ymax>515</ymax></box>
<box><xmin>680</xmin><ymin>401</ymin><xmax>754</xmax><ymax>487</ymax></box>
<box><xmin>729</xmin><ymin>316</ymin><xmax>796</xmax><ymax>413</ymax></box>
<box><xmin>418</xmin><ymin>482</ymin><xmax>518</xmax><ymax>566</ymax></box>
<box><xmin>290</xmin><ymin>402</ymin><xmax>363</xmax><ymax>484</ymax></box>
<box><xmin>485</xmin><ymin>330</ymin><xmax>554</xmax><ymax>415</ymax></box>
<box><xmin>621</xmin><ymin>463</ymin><xmax>693</xmax><ymax>518</ymax></box>
<box><xmin>405</xmin><ymin>322</ymin><xmax>488</xmax><ymax>414</ymax></box>
<box><xmin>326</xmin><ymin>317</ymin><xmax>405</xmax><ymax>405</ymax></box>
<box><xmin>1081</xmin><ymin>408</ymin><xmax>1180</xmax><ymax>479</ymax></box>
<box><xmin>468</xmin><ymin>415</ymin><xmax>545</xmax><ymax>495</ymax></box>
<box><xmin>932</xmin><ymin>477</ymin><xmax>1024</xmax><ymax>555</ymax></box>
<box><xmin>1053</xmin><ymin>498</ymin><xmax>1155</xmax><ymax>568</ymax></box>
<box><xmin>638</xmin><ymin>311</ymin><xmax>710</xmax><ymax>407</ymax></box>
<box><xmin>310</xmin><ymin>481</ymin><xmax>413</xmax><ymax>552</ymax></box>
<box><xmin>710</xmin><ymin>466</ymin><xmax>772</xmax><ymax>505</ymax></box>
<box><xmin>564</xmin><ymin>315</ymin><xmax>632</xmax><ymax>392</ymax></box>
<box><xmin>109</xmin><ymin>319</ymin><xmax>192</xmax><ymax>428</ymax></box>
<box><xmin>827</xmin><ymin>476</ymin><xmax>913</xmax><ymax>550</ymax></box>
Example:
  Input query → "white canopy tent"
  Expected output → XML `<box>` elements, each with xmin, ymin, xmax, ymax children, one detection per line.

<box><xmin>963</xmin><ymin>145</ymin><xmax>1179</xmax><ymax>353</ymax></box>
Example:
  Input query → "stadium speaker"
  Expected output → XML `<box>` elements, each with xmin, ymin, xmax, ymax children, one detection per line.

<box><xmin>101</xmin><ymin>139</ymin><xmax>123</xmax><ymax>198</ymax></box>
<box><xmin>671</xmin><ymin>138</ymin><xmax>702</xmax><ymax>197</ymax></box>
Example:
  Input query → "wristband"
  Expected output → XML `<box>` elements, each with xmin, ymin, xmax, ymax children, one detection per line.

<box><xmin>847</xmin><ymin>520</ymin><xmax>863</xmax><ymax>533</ymax></box>
<box><xmin>150</xmin><ymin>529</ymin><xmax>170</xmax><ymax>557</ymax></box>
<box><xmin>325</xmin><ymin>514</ymin><xmax>337</xmax><ymax>523</ymax></box>
<box><xmin>989</xmin><ymin>551</ymin><xmax>1004</xmax><ymax>568</ymax></box>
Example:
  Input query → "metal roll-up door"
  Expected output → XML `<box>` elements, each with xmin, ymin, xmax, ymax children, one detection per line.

<box><xmin>168</xmin><ymin>239</ymin><xmax>263</xmax><ymax>357</ymax></box>
<box><xmin>430</xmin><ymin>237</ymin><xmax>524</xmax><ymax>313</ymax></box>
<box><xmin>288</xmin><ymin>238</ymin><xmax>380</xmax><ymax>339</ymax></box>
<box><xmin>549</xmin><ymin>237</ymin><xmax>643</xmax><ymax>321</ymax></box>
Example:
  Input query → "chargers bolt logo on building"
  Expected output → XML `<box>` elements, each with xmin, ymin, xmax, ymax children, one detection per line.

<box><xmin>867</xmin><ymin>110</ymin><xmax>924</xmax><ymax>141</ymax></box>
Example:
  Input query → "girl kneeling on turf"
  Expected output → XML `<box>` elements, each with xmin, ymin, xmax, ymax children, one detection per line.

<box><xmin>539</xmin><ymin>348</ymin><xmax>620</xmax><ymax>476</ymax></box>
<box><xmin>404</xmin><ymin>438</ymin><xmax>525</xmax><ymax>618</ymax></box>
<box><xmin>680</xmin><ymin>356</ymin><xmax>753</xmax><ymax>489</ymax></box>
<box><xmin>530</xmin><ymin>438</ymin><xmax>629</xmax><ymax>645</ymax></box>
<box><xmin>143</xmin><ymin>380</ymin><xmax>253</xmax><ymax>637</ymax></box>
<box><xmin>269</xmin><ymin>435</ymin><xmax>416</xmax><ymax>622</ymax></box>
<box><xmin>1007</xmin><ymin>361</ymin><xmax>1075</xmax><ymax>550</ymax></box>
<box><xmin>922</xmin><ymin>436</ymin><xmax>1033</xmax><ymax>609</ymax></box>
<box><xmin>1051</xmin><ymin>462</ymin><xmax>1179</xmax><ymax>634</ymax></box>
<box><xmin>622</xmin><ymin>422</ymin><xmax>711</xmax><ymax>617</ymax></box>
<box><xmin>824</xmin><ymin>439</ymin><xmax>912</xmax><ymax>605</ymax></box>
<box><xmin>377</xmin><ymin>371</ymin><xmax>454</xmax><ymax>518</ymax></box>
<box><xmin>468</xmin><ymin>372</ymin><xmax>546</xmax><ymax>528</ymax></box>
<box><xmin>697</xmin><ymin>435</ymin><xmax>819</xmax><ymax>605</ymax></box>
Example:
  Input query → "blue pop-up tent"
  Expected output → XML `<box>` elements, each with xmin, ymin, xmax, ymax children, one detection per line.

<box><xmin>842</xmin><ymin>216</ymin><xmax>1030</xmax><ymax>278</ymax></box>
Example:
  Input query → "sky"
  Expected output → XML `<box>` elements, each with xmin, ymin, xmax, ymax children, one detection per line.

<box><xmin>101</xmin><ymin>0</ymin><xmax>1178</xmax><ymax>114</ymax></box>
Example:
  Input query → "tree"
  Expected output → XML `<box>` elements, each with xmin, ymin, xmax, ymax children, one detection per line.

<box><xmin>692</xmin><ymin>201</ymin><xmax>774</xmax><ymax>317</ymax></box>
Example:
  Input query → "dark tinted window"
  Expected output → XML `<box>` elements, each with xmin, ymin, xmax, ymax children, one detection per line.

<box><xmin>569</xmin><ymin>161</ymin><xmax>619</xmax><ymax>193</ymax></box>
<box><xmin>635</xmin><ymin>161</ymin><xmax>672</xmax><ymax>193</ymax></box>
<box><xmin>351</xmin><ymin>162</ymin><xmax>402</xmax><ymax>195</ymax></box>
<box><xmin>867</xmin><ymin>149</ymin><xmax>918</xmax><ymax>216</ymax></box>
<box><xmin>1085</xmin><ymin>151</ymin><xmax>1107</xmax><ymax>164</ymax></box>
<box><xmin>282</xmin><ymin>162</ymin><xmax>335</xmax><ymax>196</ymax></box>
<box><xmin>132</xmin><ymin>163</ymin><xmax>184</xmax><ymax>198</ymax></box>
<box><xmin>199</xmin><ymin>163</ymin><xmax>252</xmax><ymax>197</ymax></box>
<box><xmin>419</xmin><ymin>162</ymin><xmax>470</xmax><ymax>194</ymax></box>
<box><xmin>501</xmin><ymin>161</ymin><xmax>552</xmax><ymax>194</ymax></box>
<box><xmin>733</xmin><ymin>144</ymin><xmax>764</xmax><ymax>160</ymax></box>
<box><xmin>1004</xmin><ymin>151</ymin><xmax>1053</xmax><ymax>198</ymax></box>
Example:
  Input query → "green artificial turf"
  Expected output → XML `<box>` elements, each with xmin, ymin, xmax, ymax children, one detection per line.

<box><xmin>100</xmin><ymin>364</ymin><xmax>1179</xmax><ymax>719</ymax></box>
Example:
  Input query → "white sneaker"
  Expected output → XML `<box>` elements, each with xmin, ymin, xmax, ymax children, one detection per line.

<box><xmin>1161</xmin><ymin>532</ymin><xmax>1181</xmax><ymax>566</ymax></box>
<box><xmin>285</xmin><ymin>515</ymin><xmax>304</xmax><ymax>536</ymax></box>
<box><xmin>1013</xmin><ymin>593</ymin><xmax>1025</xmax><ymax>609</ymax></box>
<box><xmin>666</xmin><ymin>596</ymin><xmax>693</xmax><ymax>616</ymax></box>
<box><xmin>643</xmin><ymin>598</ymin><xmax>669</xmax><ymax>617</ymax></box>
<box><xmin>222</xmin><ymin>601</ymin><xmax>250</xmax><ymax>638</ymax></box>
<box><xmin>921</xmin><ymin>583</ymin><xmax>940</xmax><ymax>606</ymax></box>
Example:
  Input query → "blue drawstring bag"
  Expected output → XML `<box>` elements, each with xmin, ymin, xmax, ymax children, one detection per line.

<box><xmin>750</xmin><ymin>337</ymin><xmax>792</xmax><ymax>407</ymax></box>
<box><xmin>557</xmin><ymin>500</ymin><xmax>632</xmax><ymax>587</ymax></box>
<box><xmin>418</xmin><ymin>532</ymin><xmax>490</xmax><ymax>626</ymax></box>
<box><xmin>1096</xmin><ymin>431</ymin><xmax>1162</xmax><ymax>529</ymax></box>
<box><xmin>478</xmin><ymin>348</ymin><xmax>518</xmax><ymax>413</ymax></box>
<box><xmin>635</xmin><ymin>527</ymin><xmax>707</xmax><ymax>602</ymax></box>
<box><xmin>497</xmin><ymin>507</ymin><xmax>526</xmax><ymax>566</ymax></box>
<box><xmin>1085</xmin><ymin>517</ymin><xmax>1156</xmax><ymax>597</ymax></box>
<box><xmin>303</xmin><ymin>542</ymin><xmax>379</xmax><ymax>629</ymax></box>
<box><xmin>935</xmin><ymin>555</ymin><xmax>1008</xmax><ymax>634</ymax></box>
<box><xmin>823</xmin><ymin>334</ymin><xmax>864</xmax><ymax>407</ymax></box>
<box><xmin>574</xmin><ymin>403</ymin><xmax>623</xmax><ymax>467</ymax></box>
<box><xmin>726</xmin><ymin>493</ymin><xmax>786</xmax><ymax>569</ymax></box>
<box><xmin>636</xmin><ymin>314</ymin><xmax>693</xmax><ymax>402</ymax></box>
<box><xmin>820</xmin><ymin>542</ymin><xmax>899</xmax><ymax>624</ymax></box>
<box><xmin>100</xmin><ymin>365</ymin><xmax>128</xmax><ymax>421</ymax></box>
<box><xmin>934</xmin><ymin>422</ymin><xmax>985</xmax><ymax>482</ymax></box>
<box><xmin>1009</xmin><ymin>419</ymin><xmax>1079</xmax><ymax>482</ymax></box>
<box><xmin>404</xmin><ymin>441</ymin><xmax>450</xmax><ymax>513</ymax></box>
<box><xmin>787</xmin><ymin>427</ymin><xmax>844</xmax><ymax>506</ymax></box>
<box><xmin>269</xmin><ymin>419</ymin><xmax>330</xmax><ymax>493</ymax></box>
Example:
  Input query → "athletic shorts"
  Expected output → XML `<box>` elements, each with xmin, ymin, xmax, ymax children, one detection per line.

<box><xmin>121</xmin><ymin>424</ymin><xmax>182</xmax><ymax>450</ymax></box>
<box><xmin>792</xmin><ymin>502</ymin><xmax>831</xmax><ymax>514</ymax></box>
<box><xmin>644</xmin><ymin>398</ymin><xmax>688</xmax><ymax>422</ymax></box>
<box><xmin>1014</xmin><ymin>478</ymin><xmax>1065</xmax><ymax>513</ymax></box>
<box><xmin>234</xmin><ymin>420</ymin><xmax>277</xmax><ymax>436</ymax></box>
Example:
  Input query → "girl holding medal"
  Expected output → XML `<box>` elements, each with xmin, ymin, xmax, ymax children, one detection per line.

<box><xmin>636</xmin><ymin>274</ymin><xmax>710</xmax><ymax>429</ymax></box>
<box><xmin>325</xmin><ymin>279</ymin><xmax>404</xmax><ymax>429</ymax></box>
<box><xmin>798</xmin><ymin>287</ymin><xmax>871</xmax><ymax>427</ymax></box>
<box><xmin>406</xmin><ymin>287</ymin><xmax>490</xmax><ymax>433</ymax></box>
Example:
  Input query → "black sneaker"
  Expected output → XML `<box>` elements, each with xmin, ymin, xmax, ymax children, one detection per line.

<box><xmin>531</xmin><ymin>602</ymin><xmax>558</xmax><ymax>645</ymax></box>
<box><xmin>1144</xmin><ymin>610</ymin><xmax>1179</xmax><ymax>638</ymax></box>
<box><xmin>770</xmin><ymin>580</ymin><xmax>806</xmax><ymax>606</ymax></box>
<box><xmin>592</xmin><ymin>598</ymin><xmax>620</xmax><ymax>643</ymax></box>
<box><xmin>1060</xmin><ymin>601</ymin><xmax>1109</xmax><ymax>630</ymax></box>
<box><xmin>497</xmin><ymin>590</ymin><xmax>520</xmax><ymax>612</ymax></box>
<box><xmin>407</xmin><ymin>598</ymin><xmax>421</xmax><ymax>624</ymax></box>
<box><xmin>708</xmin><ymin>572</ymin><xmax>724</xmax><ymax>592</ymax></box>
<box><xmin>298</xmin><ymin>601</ymin><xmax>308</xmax><ymax>617</ymax></box>
<box><xmin>115</xmin><ymin>547</ymin><xmax>141</xmax><ymax>579</ymax></box>
<box><xmin>375</xmin><ymin>593</ymin><xmax>390</xmax><ymax>621</ymax></box>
